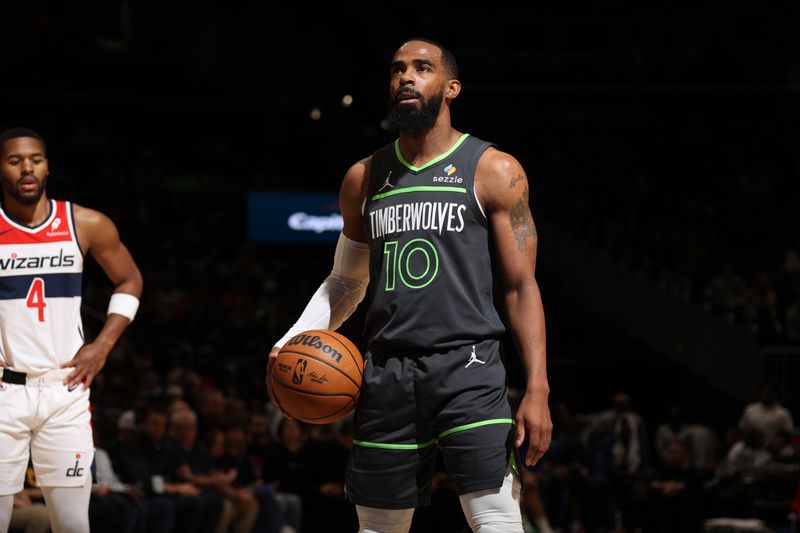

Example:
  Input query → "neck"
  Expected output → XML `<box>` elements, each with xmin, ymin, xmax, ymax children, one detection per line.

<box><xmin>397</xmin><ymin>113</ymin><xmax>461</xmax><ymax>167</ymax></box>
<box><xmin>1</xmin><ymin>195</ymin><xmax>50</xmax><ymax>227</ymax></box>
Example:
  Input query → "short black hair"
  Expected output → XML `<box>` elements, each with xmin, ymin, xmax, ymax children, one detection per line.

<box><xmin>0</xmin><ymin>127</ymin><xmax>47</xmax><ymax>153</ymax></box>
<box><xmin>400</xmin><ymin>38</ymin><xmax>459</xmax><ymax>80</ymax></box>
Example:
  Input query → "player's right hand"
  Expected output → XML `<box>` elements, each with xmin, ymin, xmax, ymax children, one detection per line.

<box><xmin>266</xmin><ymin>346</ymin><xmax>292</xmax><ymax>419</ymax></box>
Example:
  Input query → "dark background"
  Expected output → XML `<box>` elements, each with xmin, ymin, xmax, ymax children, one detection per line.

<box><xmin>2</xmin><ymin>0</ymin><xmax>799</xmax><ymax>452</ymax></box>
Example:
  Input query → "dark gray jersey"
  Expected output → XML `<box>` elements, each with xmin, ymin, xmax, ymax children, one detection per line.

<box><xmin>362</xmin><ymin>133</ymin><xmax>506</xmax><ymax>350</ymax></box>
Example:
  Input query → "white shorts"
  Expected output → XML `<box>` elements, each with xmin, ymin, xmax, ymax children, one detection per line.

<box><xmin>0</xmin><ymin>368</ymin><xmax>94</xmax><ymax>494</ymax></box>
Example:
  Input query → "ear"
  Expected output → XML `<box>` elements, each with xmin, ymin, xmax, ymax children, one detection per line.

<box><xmin>445</xmin><ymin>79</ymin><xmax>461</xmax><ymax>100</ymax></box>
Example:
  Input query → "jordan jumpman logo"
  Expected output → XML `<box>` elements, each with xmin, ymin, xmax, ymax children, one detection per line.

<box><xmin>379</xmin><ymin>171</ymin><xmax>394</xmax><ymax>192</ymax></box>
<box><xmin>465</xmin><ymin>345</ymin><xmax>486</xmax><ymax>368</ymax></box>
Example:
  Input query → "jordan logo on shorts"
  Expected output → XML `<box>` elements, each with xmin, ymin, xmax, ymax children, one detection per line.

<box><xmin>464</xmin><ymin>346</ymin><xmax>486</xmax><ymax>368</ymax></box>
<box><xmin>378</xmin><ymin>171</ymin><xmax>394</xmax><ymax>192</ymax></box>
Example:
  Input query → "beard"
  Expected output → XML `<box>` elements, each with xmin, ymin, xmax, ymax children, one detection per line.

<box><xmin>387</xmin><ymin>89</ymin><xmax>444</xmax><ymax>135</ymax></box>
<box><xmin>9</xmin><ymin>176</ymin><xmax>47</xmax><ymax>204</ymax></box>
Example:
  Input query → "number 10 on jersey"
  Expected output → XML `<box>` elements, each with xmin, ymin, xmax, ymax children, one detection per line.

<box><xmin>26</xmin><ymin>278</ymin><xmax>47</xmax><ymax>322</ymax></box>
<box><xmin>383</xmin><ymin>238</ymin><xmax>440</xmax><ymax>291</ymax></box>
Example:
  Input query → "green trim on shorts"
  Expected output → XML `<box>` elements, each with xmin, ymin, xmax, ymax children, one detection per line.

<box><xmin>353</xmin><ymin>418</ymin><xmax>514</xmax><ymax>450</ymax></box>
<box><xmin>508</xmin><ymin>449</ymin><xmax>520</xmax><ymax>477</ymax></box>
<box><xmin>351</xmin><ymin>438</ymin><xmax>437</xmax><ymax>450</ymax></box>
<box><xmin>436</xmin><ymin>418</ymin><xmax>514</xmax><ymax>440</ymax></box>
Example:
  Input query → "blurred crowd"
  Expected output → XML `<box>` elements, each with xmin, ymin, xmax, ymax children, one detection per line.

<box><xmin>541</xmin><ymin>122</ymin><xmax>800</xmax><ymax>347</ymax></box>
<box><xmin>3</xmin><ymin>111</ymin><xmax>798</xmax><ymax>532</ymax></box>
<box><xmin>8</xmin><ymin>376</ymin><xmax>798</xmax><ymax>533</ymax></box>
<box><xmin>519</xmin><ymin>388</ymin><xmax>799</xmax><ymax>533</ymax></box>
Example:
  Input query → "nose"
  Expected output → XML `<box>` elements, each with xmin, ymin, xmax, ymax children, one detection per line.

<box><xmin>399</xmin><ymin>70</ymin><xmax>415</xmax><ymax>87</ymax></box>
<box><xmin>20</xmin><ymin>158</ymin><xmax>34</xmax><ymax>174</ymax></box>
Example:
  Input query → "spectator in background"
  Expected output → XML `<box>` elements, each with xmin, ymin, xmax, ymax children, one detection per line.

<box><xmin>302</xmin><ymin>420</ymin><xmax>358</xmax><ymax>533</ymax></box>
<box><xmin>766</xmin><ymin>430</ymin><xmax>800</xmax><ymax>464</ymax></box>
<box><xmin>739</xmin><ymin>384</ymin><xmax>795</xmax><ymax>442</ymax></box>
<box><xmin>198</xmin><ymin>388</ymin><xmax>227</xmax><ymax>436</ymax></box>
<box><xmin>208</xmin><ymin>427</ymin><xmax>260</xmax><ymax>533</ymax></box>
<box><xmin>9</xmin><ymin>465</ymin><xmax>48</xmax><ymax>533</ymax></box>
<box><xmin>585</xmin><ymin>393</ymin><xmax>651</xmax><ymax>531</ymax></box>
<box><xmin>647</xmin><ymin>439</ymin><xmax>704</xmax><ymax>532</ymax></box>
<box><xmin>89</xmin><ymin>427</ymin><xmax>142</xmax><ymax>533</ymax></box>
<box><xmin>655</xmin><ymin>406</ymin><xmax>692</xmax><ymax>466</ymax></box>
<box><xmin>655</xmin><ymin>405</ymin><xmax>718</xmax><ymax>473</ymax></box>
<box><xmin>115</xmin><ymin>405</ymin><xmax>196</xmax><ymax>533</ymax></box>
<box><xmin>246</xmin><ymin>409</ymin><xmax>272</xmax><ymax>474</ymax></box>
<box><xmin>684</xmin><ymin>423</ymin><xmax>719</xmax><ymax>474</ymax></box>
<box><xmin>534</xmin><ymin>402</ymin><xmax>587</xmax><ymax>532</ymax></box>
<box><xmin>9</xmin><ymin>491</ymin><xmax>49</xmax><ymax>533</ymax></box>
<box><xmin>167</xmin><ymin>409</ymin><xmax>226</xmax><ymax>533</ymax></box>
<box><xmin>711</xmin><ymin>428</ymin><xmax>771</xmax><ymax>516</ymax></box>
<box><xmin>262</xmin><ymin>417</ymin><xmax>305</xmax><ymax>533</ymax></box>
<box><xmin>117</xmin><ymin>409</ymin><xmax>138</xmax><ymax>445</ymax></box>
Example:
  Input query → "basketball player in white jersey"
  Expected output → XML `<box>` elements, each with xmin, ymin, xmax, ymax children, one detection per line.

<box><xmin>0</xmin><ymin>128</ymin><xmax>143</xmax><ymax>532</ymax></box>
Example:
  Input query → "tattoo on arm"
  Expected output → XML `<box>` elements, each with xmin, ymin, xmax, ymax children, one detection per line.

<box><xmin>508</xmin><ymin>174</ymin><xmax>525</xmax><ymax>189</ymax></box>
<box><xmin>509</xmin><ymin>186</ymin><xmax>536</xmax><ymax>251</ymax></box>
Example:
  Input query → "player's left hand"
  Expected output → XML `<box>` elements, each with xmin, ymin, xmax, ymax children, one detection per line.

<box><xmin>514</xmin><ymin>388</ymin><xmax>552</xmax><ymax>467</ymax></box>
<box><xmin>267</xmin><ymin>346</ymin><xmax>293</xmax><ymax>419</ymax></box>
<box><xmin>61</xmin><ymin>342</ymin><xmax>110</xmax><ymax>389</ymax></box>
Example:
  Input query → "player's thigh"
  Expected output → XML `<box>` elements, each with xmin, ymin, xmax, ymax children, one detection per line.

<box><xmin>348</xmin><ymin>348</ymin><xmax>437</xmax><ymax>509</ymax></box>
<box><xmin>0</xmin><ymin>384</ymin><xmax>34</xmax><ymax>494</ymax></box>
<box><xmin>437</xmin><ymin>421</ymin><xmax>518</xmax><ymax>496</ymax></box>
<box><xmin>31</xmin><ymin>386</ymin><xmax>93</xmax><ymax>488</ymax></box>
<box><xmin>356</xmin><ymin>505</ymin><xmax>415</xmax><ymax>533</ymax></box>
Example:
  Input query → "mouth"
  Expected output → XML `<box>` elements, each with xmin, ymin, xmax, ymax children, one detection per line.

<box><xmin>18</xmin><ymin>177</ymin><xmax>39</xmax><ymax>193</ymax></box>
<box><xmin>395</xmin><ymin>90</ymin><xmax>421</xmax><ymax>104</ymax></box>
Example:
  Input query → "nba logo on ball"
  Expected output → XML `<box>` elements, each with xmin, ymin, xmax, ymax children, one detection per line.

<box><xmin>292</xmin><ymin>359</ymin><xmax>307</xmax><ymax>384</ymax></box>
<box><xmin>271</xmin><ymin>330</ymin><xmax>364</xmax><ymax>424</ymax></box>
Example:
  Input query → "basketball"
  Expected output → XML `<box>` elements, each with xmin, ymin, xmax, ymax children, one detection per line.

<box><xmin>270</xmin><ymin>330</ymin><xmax>363</xmax><ymax>424</ymax></box>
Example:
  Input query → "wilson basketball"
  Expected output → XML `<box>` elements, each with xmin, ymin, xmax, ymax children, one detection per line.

<box><xmin>271</xmin><ymin>330</ymin><xmax>363</xmax><ymax>424</ymax></box>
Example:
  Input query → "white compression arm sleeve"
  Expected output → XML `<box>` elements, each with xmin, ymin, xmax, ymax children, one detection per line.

<box><xmin>275</xmin><ymin>233</ymin><xmax>370</xmax><ymax>348</ymax></box>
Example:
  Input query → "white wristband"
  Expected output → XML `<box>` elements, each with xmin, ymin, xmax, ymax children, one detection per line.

<box><xmin>107</xmin><ymin>293</ymin><xmax>140</xmax><ymax>322</ymax></box>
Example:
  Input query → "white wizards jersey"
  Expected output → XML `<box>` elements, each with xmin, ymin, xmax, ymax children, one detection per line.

<box><xmin>0</xmin><ymin>200</ymin><xmax>85</xmax><ymax>373</ymax></box>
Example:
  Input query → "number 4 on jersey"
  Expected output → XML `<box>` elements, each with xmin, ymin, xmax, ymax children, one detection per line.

<box><xmin>26</xmin><ymin>277</ymin><xmax>47</xmax><ymax>322</ymax></box>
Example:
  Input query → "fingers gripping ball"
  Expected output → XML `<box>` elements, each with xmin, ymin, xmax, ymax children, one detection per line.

<box><xmin>271</xmin><ymin>330</ymin><xmax>363</xmax><ymax>424</ymax></box>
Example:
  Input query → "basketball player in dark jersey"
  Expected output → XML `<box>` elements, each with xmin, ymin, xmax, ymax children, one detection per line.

<box><xmin>268</xmin><ymin>39</ymin><xmax>551</xmax><ymax>532</ymax></box>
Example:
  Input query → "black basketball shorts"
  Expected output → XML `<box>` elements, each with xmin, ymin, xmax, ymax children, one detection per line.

<box><xmin>345</xmin><ymin>338</ymin><xmax>520</xmax><ymax>509</ymax></box>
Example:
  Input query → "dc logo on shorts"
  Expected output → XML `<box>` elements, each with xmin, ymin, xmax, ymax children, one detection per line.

<box><xmin>66</xmin><ymin>453</ymin><xmax>84</xmax><ymax>477</ymax></box>
<box><xmin>292</xmin><ymin>359</ymin><xmax>308</xmax><ymax>385</ymax></box>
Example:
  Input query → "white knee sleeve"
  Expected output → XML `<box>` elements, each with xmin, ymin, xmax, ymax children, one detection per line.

<box><xmin>0</xmin><ymin>494</ymin><xmax>14</xmax><ymax>532</ymax></box>
<box><xmin>356</xmin><ymin>505</ymin><xmax>414</xmax><ymax>533</ymax></box>
<box><xmin>42</xmin><ymin>482</ymin><xmax>91</xmax><ymax>533</ymax></box>
<box><xmin>459</xmin><ymin>470</ymin><xmax>523</xmax><ymax>533</ymax></box>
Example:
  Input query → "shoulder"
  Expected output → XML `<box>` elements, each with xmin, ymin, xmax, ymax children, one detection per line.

<box><xmin>474</xmin><ymin>148</ymin><xmax>528</xmax><ymax>211</ymax></box>
<box><xmin>342</xmin><ymin>156</ymin><xmax>372</xmax><ymax>190</ymax></box>
<box><xmin>476</xmin><ymin>147</ymin><xmax>525</xmax><ymax>181</ymax></box>
<box><xmin>72</xmin><ymin>204</ymin><xmax>120</xmax><ymax>252</ymax></box>
<box><xmin>72</xmin><ymin>204</ymin><xmax>117</xmax><ymax>232</ymax></box>
<box><xmin>340</xmin><ymin>155</ymin><xmax>373</xmax><ymax>209</ymax></box>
